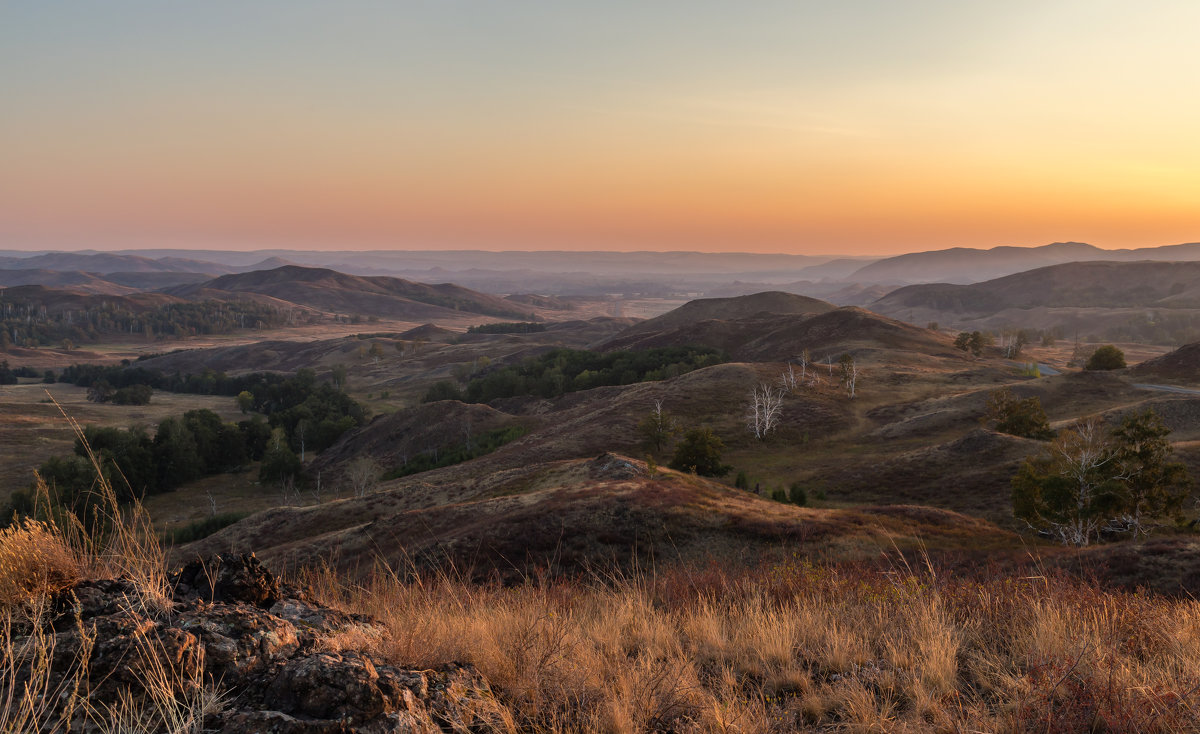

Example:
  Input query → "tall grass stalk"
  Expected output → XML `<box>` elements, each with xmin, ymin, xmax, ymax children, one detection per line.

<box><xmin>0</xmin><ymin>396</ymin><xmax>219</xmax><ymax>732</ymax></box>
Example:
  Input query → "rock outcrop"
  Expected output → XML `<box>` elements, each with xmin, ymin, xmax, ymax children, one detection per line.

<box><xmin>35</xmin><ymin>554</ymin><xmax>508</xmax><ymax>733</ymax></box>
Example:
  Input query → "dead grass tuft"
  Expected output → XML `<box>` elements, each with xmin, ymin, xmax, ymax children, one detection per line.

<box><xmin>0</xmin><ymin>518</ymin><xmax>80</xmax><ymax>608</ymax></box>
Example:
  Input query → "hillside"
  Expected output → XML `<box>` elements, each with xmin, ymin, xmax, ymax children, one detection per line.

<box><xmin>185</xmin><ymin>453</ymin><xmax>1015</xmax><ymax>581</ymax></box>
<box><xmin>0</xmin><ymin>269</ymin><xmax>139</xmax><ymax>295</ymax></box>
<box><xmin>848</xmin><ymin>241</ymin><xmax>1200</xmax><ymax>285</ymax></box>
<box><xmin>599</xmin><ymin>292</ymin><xmax>961</xmax><ymax>366</ymax></box>
<box><xmin>870</xmin><ymin>260</ymin><xmax>1200</xmax><ymax>343</ymax></box>
<box><xmin>166</xmin><ymin>265</ymin><xmax>536</xmax><ymax>321</ymax></box>
<box><xmin>0</xmin><ymin>251</ymin><xmax>234</xmax><ymax>274</ymax></box>
<box><xmin>848</xmin><ymin>241</ymin><xmax>1104</xmax><ymax>284</ymax></box>
<box><xmin>612</xmin><ymin>291</ymin><xmax>836</xmax><ymax>338</ymax></box>
<box><xmin>1129</xmin><ymin>341</ymin><xmax>1200</xmax><ymax>382</ymax></box>
<box><xmin>0</xmin><ymin>284</ymin><xmax>180</xmax><ymax>312</ymax></box>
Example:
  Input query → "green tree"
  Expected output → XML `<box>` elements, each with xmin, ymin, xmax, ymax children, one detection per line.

<box><xmin>1012</xmin><ymin>418</ymin><xmax>1120</xmax><ymax>546</ymax></box>
<box><xmin>669</xmin><ymin>428</ymin><xmax>731</xmax><ymax>477</ymax></box>
<box><xmin>236</xmin><ymin>390</ymin><xmax>255</xmax><ymax>414</ymax></box>
<box><xmin>1085</xmin><ymin>345</ymin><xmax>1126</xmax><ymax>371</ymax></box>
<box><xmin>1012</xmin><ymin>410</ymin><xmax>1190</xmax><ymax>545</ymax></box>
<box><xmin>260</xmin><ymin>428</ymin><xmax>302</xmax><ymax>484</ymax></box>
<box><xmin>330</xmin><ymin>363</ymin><xmax>348</xmax><ymax>390</ymax></box>
<box><xmin>152</xmin><ymin>416</ymin><xmax>203</xmax><ymax>489</ymax></box>
<box><xmin>636</xmin><ymin>400</ymin><xmax>679</xmax><ymax>454</ymax></box>
<box><xmin>954</xmin><ymin>331</ymin><xmax>988</xmax><ymax>357</ymax></box>
<box><xmin>423</xmin><ymin>380</ymin><xmax>464</xmax><ymax>403</ymax></box>
<box><xmin>112</xmin><ymin>384</ymin><xmax>152</xmax><ymax>405</ymax></box>
<box><xmin>1109</xmin><ymin>410</ymin><xmax>1190</xmax><ymax>537</ymax></box>
<box><xmin>86</xmin><ymin>379</ymin><xmax>115</xmax><ymax>403</ymax></box>
<box><xmin>985</xmin><ymin>388</ymin><xmax>1054</xmax><ymax>440</ymax></box>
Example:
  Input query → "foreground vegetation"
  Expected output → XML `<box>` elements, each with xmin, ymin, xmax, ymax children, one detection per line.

<box><xmin>309</xmin><ymin>558</ymin><xmax>1200</xmax><ymax>733</ymax></box>
<box><xmin>5</xmin><ymin>433</ymin><xmax>1200</xmax><ymax>731</ymax></box>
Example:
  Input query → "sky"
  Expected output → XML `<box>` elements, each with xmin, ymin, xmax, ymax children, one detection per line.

<box><xmin>3</xmin><ymin>1</ymin><xmax>1200</xmax><ymax>255</ymax></box>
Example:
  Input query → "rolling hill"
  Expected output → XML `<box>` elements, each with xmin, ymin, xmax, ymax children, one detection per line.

<box><xmin>598</xmin><ymin>292</ymin><xmax>962</xmax><ymax>366</ymax></box>
<box><xmin>0</xmin><ymin>251</ymin><xmax>234</xmax><ymax>274</ymax></box>
<box><xmin>165</xmin><ymin>265</ymin><xmax>537</xmax><ymax>321</ymax></box>
<box><xmin>846</xmin><ymin>241</ymin><xmax>1200</xmax><ymax>285</ymax></box>
<box><xmin>0</xmin><ymin>269</ymin><xmax>140</xmax><ymax>295</ymax></box>
<box><xmin>869</xmin><ymin>260</ymin><xmax>1200</xmax><ymax>343</ymax></box>
<box><xmin>184</xmin><ymin>451</ymin><xmax>1016</xmax><ymax>581</ymax></box>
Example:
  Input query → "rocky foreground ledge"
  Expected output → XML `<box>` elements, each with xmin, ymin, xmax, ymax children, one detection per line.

<box><xmin>42</xmin><ymin>554</ymin><xmax>507</xmax><ymax>733</ymax></box>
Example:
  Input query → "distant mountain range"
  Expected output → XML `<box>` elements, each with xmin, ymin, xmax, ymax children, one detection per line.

<box><xmin>846</xmin><ymin>242</ymin><xmax>1200</xmax><ymax>285</ymax></box>
<box><xmin>5</xmin><ymin>242</ymin><xmax>1200</xmax><ymax>300</ymax></box>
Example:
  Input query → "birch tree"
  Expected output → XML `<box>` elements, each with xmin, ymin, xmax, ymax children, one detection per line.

<box><xmin>1012</xmin><ymin>418</ymin><xmax>1120</xmax><ymax>547</ymax></box>
<box><xmin>747</xmin><ymin>383</ymin><xmax>784</xmax><ymax>439</ymax></box>
<box><xmin>345</xmin><ymin>456</ymin><xmax>381</xmax><ymax>498</ymax></box>
<box><xmin>637</xmin><ymin>399</ymin><xmax>679</xmax><ymax>454</ymax></box>
<box><xmin>779</xmin><ymin>363</ymin><xmax>798</xmax><ymax>393</ymax></box>
<box><xmin>838</xmin><ymin>354</ymin><xmax>861</xmax><ymax>399</ymax></box>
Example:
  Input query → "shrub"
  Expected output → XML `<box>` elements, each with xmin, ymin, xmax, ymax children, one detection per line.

<box><xmin>111</xmin><ymin>384</ymin><xmax>153</xmax><ymax>405</ymax></box>
<box><xmin>788</xmin><ymin>481</ymin><xmax>808</xmax><ymax>506</ymax></box>
<box><xmin>669</xmin><ymin>428</ymin><xmax>731</xmax><ymax>477</ymax></box>
<box><xmin>422</xmin><ymin>380</ymin><xmax>464</xmax><ymax>403</ymax></box>
<box><xmin>985</xmin><ymin>388</ymin><xmax>1054</xmax><ymax>440</ymax></box>
<box><xmin>1085</xmin><ymin>345</ymin><xmax>1126</xmax><ymax>371</ymax></box>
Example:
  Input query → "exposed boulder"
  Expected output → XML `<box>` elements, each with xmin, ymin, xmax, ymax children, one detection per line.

<box><xmin>25</xmin><ymin>554</ymin><xmax>508</xmax><ymax>733</ymax></box>
<box><xmin>170</xmin><ymin>552</ymin><xmax>282</xmax><ymax>608</ymax></box>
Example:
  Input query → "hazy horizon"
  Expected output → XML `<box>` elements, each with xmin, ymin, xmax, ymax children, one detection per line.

<box><xmin>5</xmin><ymin>2</ymin><xmax>1200</xmax><ymax>254</ymax></box>
<box><xmin>0</xmin><ymin>240</ymin><xmax>1196</xmax><ymax>259</ymax></box>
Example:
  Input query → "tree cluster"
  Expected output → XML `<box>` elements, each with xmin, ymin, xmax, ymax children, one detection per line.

<box><xmin>953</xmin><ymin>331</ymin><xmax>992</xmax><ymax>356</ymax></box>
<box><xmin>423</xmin><ymin>346</ymin><xmax>726</xmax><ymax>404</ymax></box>
<box><xmin>8</xmin><ymin>410</ymin><xmax>273</xmax><ymax>528</ymax></box>
<box><xmin>56</xmin><ymin>363</ymin><xmax>367</xmax><ymax>457</ymax></box>
<box><xmin>466</xmin><ymin>322</ymin><xmax>546</xmax><ymax>334</ymax></box>
<box><xmin>1012</xmin><ymin>410</ymin><xmax>1190</xmax><ymax>546</ymax></box>
<box><xmin>0</xmin><ymin>296</ymin><xmax>294</xmax><ymax>348</ymax></box>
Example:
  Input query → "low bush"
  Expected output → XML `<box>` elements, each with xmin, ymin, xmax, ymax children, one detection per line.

<box><xmin>163</xmin><ymin>513</ymin><xmax>249</xmax><ymax>545</ymax></box>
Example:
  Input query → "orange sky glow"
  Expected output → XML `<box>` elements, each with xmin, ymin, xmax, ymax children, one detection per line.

<box><xmin>3</xmin><ymin>2</ymin><xmax>1200</xmax><ymax>255</ymax></box>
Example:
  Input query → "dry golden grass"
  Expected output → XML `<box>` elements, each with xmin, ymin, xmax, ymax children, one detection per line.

<box><xmin>0</xmin><ymin>518</ymin><xmax>80</xmax><ymax>608</ymax></box>
<box><xmin>305</xmin><ymin>556</ymin><xmax>1200</xmax><ymax>733</ymax></box>
<box><xmin>0</xmin><ymin>400</ymin><xmax>214</xmax><ymax>733</ymax></box>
